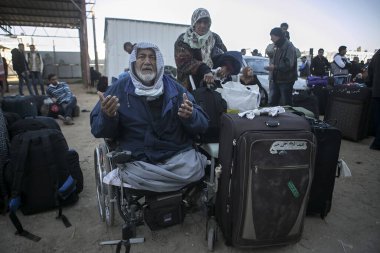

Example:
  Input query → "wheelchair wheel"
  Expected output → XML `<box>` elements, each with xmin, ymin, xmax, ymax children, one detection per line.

<box><xmin>206</xmin><ymin>216</ymin><xmax>218</xmax><ymax>251</ymax></box>
<box><xmin>94</xmin><ymin>147</ymin><xmax>106</xmax><ymax>222</ymax></box>
<box><xmin>207</xmin><ymin>228</ymin><xmax>216</xmax><ymax>251</ymax></box>
<box><xmin>95</xmin><ymin>143</ymin><xmax>115</xmax><ymax>226</ymax></box>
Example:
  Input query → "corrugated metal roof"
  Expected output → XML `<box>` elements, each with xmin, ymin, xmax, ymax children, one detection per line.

<box><xmin>0</xmin><ymin>0</ymin><xmax>82</xmax><ymax>29</ymax></box>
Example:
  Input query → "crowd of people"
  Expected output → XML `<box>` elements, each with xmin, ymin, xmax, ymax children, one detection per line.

<box><xmin>1</xmin><ymin>7</ymin><xmax>378</xmax><ymax>159</ymax></box>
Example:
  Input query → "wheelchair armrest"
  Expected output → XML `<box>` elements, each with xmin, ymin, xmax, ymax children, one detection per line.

<box><xmin>199</xmin><ymin>143</ymin><xmax>219</xmax><ymax>159</ymax></box>
<box><xmin>107</xmin><ymin>150</ymin><xmax>132</xmax><ymax>164</ymax></box>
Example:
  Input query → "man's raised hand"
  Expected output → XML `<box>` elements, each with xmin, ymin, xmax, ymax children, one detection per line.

<box><xmin>178</xmin><ymin>93</ymin><xmax>193</xmax><ymax>119</ymax></box>
<box><xmin>98</xmin><ymin>91</ymin><xmax>119</xmax><ymax>117</ymax></box>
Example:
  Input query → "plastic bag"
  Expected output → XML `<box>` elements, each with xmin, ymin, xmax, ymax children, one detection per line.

<box><xmin>216</xmin><ymin>81</ymin><xmax>260</xmax><ymax>112</ymax></box>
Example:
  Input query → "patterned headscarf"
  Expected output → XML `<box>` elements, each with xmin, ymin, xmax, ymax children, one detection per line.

<box><xmin>129</xmin><ymin>42</ymin><xmax>164</xmax><ymax>99</ymax></box>
<box><xmin>191</xmin><ymin>8</ymin><xmax>212</xmax><ymax>27</ymax></box>
<box><xmin>183</xmin><ymin>8</ymin><xmax>215</xmax><ymax>68</ymax></box>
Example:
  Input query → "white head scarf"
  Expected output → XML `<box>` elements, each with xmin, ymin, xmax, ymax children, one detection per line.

<box><xmin>129</xmin><ymin>42</ymin><xmax>164</xmax><ymax>100</ymax></box>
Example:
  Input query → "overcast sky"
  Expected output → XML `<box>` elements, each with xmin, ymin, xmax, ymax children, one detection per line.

<box><xmin>89</xmin><ymin>0</ymin><xmax>380</xmax><ymax>58</ymax></box>
<box><xmin>1</xmin><ymin>0</ymin><xmax>379</xmax><ymax>60</ymax></box>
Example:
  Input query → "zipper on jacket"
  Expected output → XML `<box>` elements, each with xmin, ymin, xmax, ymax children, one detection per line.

<box><xmin>126</xmin><ymin>93</ymin><xmax>130</xmax><ymax>108</ymax></box>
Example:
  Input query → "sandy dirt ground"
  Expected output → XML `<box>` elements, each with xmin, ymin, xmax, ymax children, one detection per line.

<box><xmin>0</xmin><ymin>83</ymin><xmax>379</xmax><ymax>253</ymax></box>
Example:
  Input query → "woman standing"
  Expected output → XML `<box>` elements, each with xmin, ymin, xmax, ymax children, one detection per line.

<box><xmin>175</xmin><ymin>8</ymin><xmax>227</xmax><ymax>91</ymax></box>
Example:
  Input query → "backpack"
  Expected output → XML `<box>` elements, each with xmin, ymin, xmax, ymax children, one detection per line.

<box><xmin>192</xmin><ymin>86</ymin><xmax>227</xmax><ymax>143</ymax></box>
<box><xmin>8</xmin><ymin>117</ymin><xmax>60</xmax><ymax>140</ymax></box>
<box><xmin>6</xmin><ymin>127</ymin><xmax>80</xmax><ymax>241</ymax></box>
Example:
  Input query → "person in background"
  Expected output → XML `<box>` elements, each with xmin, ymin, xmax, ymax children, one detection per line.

<box><xmin>46</xmin><ymin>74</ymin><xmax>77</xmax><ymax>125</ymax></box>
<box><xmin>26</xmin><ymin>44</ymin><xmax>45</xmax><ymax>95</ymax></box>
<box><xmin>310</xmin><ymin>48</ymin><xmax>330</xmax><ymax>77</ymax></box>
<box><xmin>265</xmin><ymin>27</ymin><xmax>297</xmax><ymax>106</ymax></box>
<box><xmin>331</xmin><ymin>45</ymin><xmax>352</xmax><ymax>85</ymax></box>
<box><xmin>0</xmin><ymin>55</ymin><xmax>5</xmax><ymax>97</ymax></box>
<box><xmin>349</xmin><ymin>56</ymin><xmax>362</xmax><ymax>82</ymax></box>
<box><xmin>367</xmin><ymin>50</ymin><xmax>380</xmax><ymax>150</ymax></box>
<box><xmin>123</xmin><ymin>42</ymin><xmax>135</xmax><ymax>54</ymax></box>
<box><xmin>90</xmin><ymin>67</ymin><xmax>101</xmax><ymax>88</ymax></box>
<box><xmin>175</xmin><ymin>8</ymin><xmax>227</xmax><ymax>90</ymax></box>
<box><xmin>0</xmin><ymin>56</ymin><xmax>9</xmax><ymax>93</ymax></box>
<box><xmin>299</xmin><ymin>56</ymin><xmax>310</xmax><ymax>78</ymax></box>
<box><xmin>265</xmin><ymin>43</ymin><xmax>275</xmax><ymax>105</ymax></box>
<box><xmin>11</xmin><ymin>43</ymin><xmax>33</xmax><ymax>95</ymax></box>
<box><xmin>90</xmin><ymin>42</ymin><xmax>209</xmax><ymax>192</ymax></box>
<box><xmin>280</xmin><ymin>22</ymin><xmax>290</xmax><ymax>40</ymax></box>
<box><xmin>240</xmin><ymin>66</ymin><xmax>261</xmax><ymax>86</ymax></box>
<box><xmin>251</xmin><ymin>49</ymin><xmax>262</xmax><ymax>57</ymax></box>
<box><xmin>241</xmin><ymin>48</ymin><xmax>246</xmax><ymax>56</ymax></box>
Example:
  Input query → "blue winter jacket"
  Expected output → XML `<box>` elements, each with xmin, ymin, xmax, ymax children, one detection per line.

<box><xmin>90</xmin><ymin>75</ymin><xmax>209</xmax><ymax>163</ymax></box>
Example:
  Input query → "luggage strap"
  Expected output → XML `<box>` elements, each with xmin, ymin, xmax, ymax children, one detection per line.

<box><xmin>9</xmin><ymin>211</ymin><xmax>41</xmax><ymax>242</ymax></box>
<box><xmin>56</xmin><ymin>202</ymin><xmax>72</xmax><ymax>228</ymax></box>
<box><xmin>41</xmin><ymin>135</ymin><xmax>73</xmax><ymax>228</ymax></box>
<box><xmin>116</xmin><ymin>240</ymin><xmax>131</xmax><ymax>253</ymax></box>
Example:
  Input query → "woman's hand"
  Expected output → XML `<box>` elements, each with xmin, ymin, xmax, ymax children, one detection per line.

<box><xmin>203</xmin><ymin>72</ymin><xmax>214</xmax><ymax>84</ymax></box>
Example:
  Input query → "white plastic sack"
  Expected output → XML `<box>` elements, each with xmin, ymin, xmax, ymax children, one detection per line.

<box><xmin>216</xmin><ymin>81</ymin><xmax>260</xmax><ymax>112</ymax></box>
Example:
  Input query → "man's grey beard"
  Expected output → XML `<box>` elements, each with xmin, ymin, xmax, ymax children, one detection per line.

<box><xmin>135</xmin><ymin>68</ymin><xmax>156</xmax><ymax>85</ymax></box>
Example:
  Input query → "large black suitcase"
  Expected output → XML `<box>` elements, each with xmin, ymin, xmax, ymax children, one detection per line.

<box><xmin>324</xmin><ymin>85</ymin><xmax>372</xmax><ymax>141</ymax></box>
<box><xmin>1</xmin><ymin>96</ymin><xmax>38</xmax><ymax>118</ymax></box>
<box><xmin>216</xmin><ymin>113</ymin><xmax>316</xmax><ymax>248</ymax></box>
<box><xmin>292</xmin><ymin>90</ymin><xmax>320</xmax><ymax>118</ymax></box>
<box><xmin>312</xmin><ymin>85</ymin><xmax>331</xmax><ymax>115</ymax></box>
<box><xmin>306</xmin><ymin>119</ymin><xmax>342</xmax><ymax>218</ymax></box>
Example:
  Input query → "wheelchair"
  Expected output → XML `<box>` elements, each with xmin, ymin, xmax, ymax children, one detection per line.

<box><xmin>94</xmin><ymin>139</ymin><xmax>221</xmax><ymax>252</ymax></box>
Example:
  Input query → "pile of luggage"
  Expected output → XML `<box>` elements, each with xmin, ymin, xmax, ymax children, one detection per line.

<box><xmin>1</xmin><ymin>95</ymin><xmax>80</xmax><ymax>119</ymax></box>
<box><xmin>0</xmin><ymin>105</ymin><xmax>83</xmax><ymax>241</ymax></box>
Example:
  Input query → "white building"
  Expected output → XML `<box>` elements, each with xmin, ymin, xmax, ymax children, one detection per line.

<box><xmin>103</xmin><ymin>18</ymin><xmax>188</xmax><ymax>83</ymax></box>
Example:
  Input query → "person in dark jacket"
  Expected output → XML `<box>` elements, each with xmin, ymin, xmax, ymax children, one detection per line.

<box><xmin>310</xmin><ymin>48</ymin><xmax>330</xmax><ymax>77</ymax></box>
<box><xmin>91</xmin><ymin>42</ymin><xmax>209</xmax><ymax>192</ymax></box>
<box><xmin>367</xmin><ymin>50</ymin><xmax>380</xmax><ymax>150</ymax></box>
<box><xmin>175</xmin><ymin>8</ymin><xmax>227</xmax><ymax>91</ymax></box>
<box><xmin>265</xmin><ymin>27</ymin><xmax>297</xmax><ymax>106</ymax></box>
<box><xmin>11</xmin><ymin>43</ymin><xmax>34</xmax><ymax>95</ymax></box>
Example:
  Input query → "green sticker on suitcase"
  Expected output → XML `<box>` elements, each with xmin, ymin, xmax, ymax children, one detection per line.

<box><xmin>288</xmin><ymin>181</ymin><xmax>300</xmax><ymax>198</ymax></box>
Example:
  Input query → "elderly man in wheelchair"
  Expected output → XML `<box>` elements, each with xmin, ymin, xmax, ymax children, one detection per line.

<box><xmin>91</xmin><ymin>42</ymin><xmax>219</xmax><ymax>251</ymax></box>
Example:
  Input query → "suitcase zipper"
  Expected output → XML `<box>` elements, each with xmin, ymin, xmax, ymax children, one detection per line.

<box><xmin>227</xmin><ymin>139</ymin><xmax>238</xmax><ymax>215</ymax></box>
<box><xmin>253</xmin><ymin>164</ymin><xmax>309</xmax><ymax>173</ymax></box>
